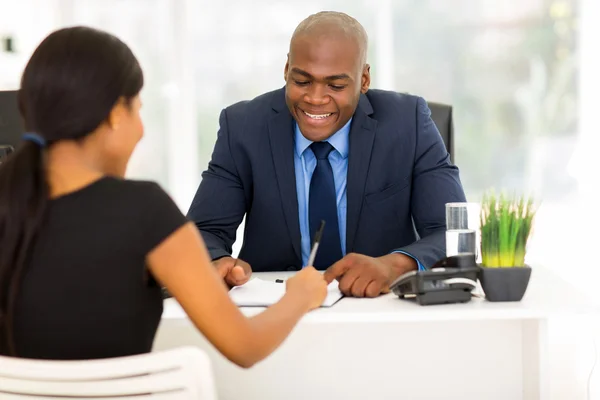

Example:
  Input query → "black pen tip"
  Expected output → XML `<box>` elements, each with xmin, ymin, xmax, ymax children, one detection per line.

<box><xmin>315</xmin><ymin>220</ymin><xmax>326</xmax><ymax>242</ymax></box>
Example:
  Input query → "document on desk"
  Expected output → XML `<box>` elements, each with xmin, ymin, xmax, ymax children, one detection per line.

<box><xmin>229</xmin><ymin>278</ymin><xmax>343</xmax><ymax>307</ymax></box>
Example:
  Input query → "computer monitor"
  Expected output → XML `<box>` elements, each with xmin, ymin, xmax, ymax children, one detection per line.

<box><xmin>0</xmin><ymin>90</ymin><xmax>24</xmax><ymax>150</ymax></box>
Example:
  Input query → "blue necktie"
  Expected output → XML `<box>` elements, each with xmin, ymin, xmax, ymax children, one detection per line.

<box><xmin>308</xmin><ymin>142</ymin><xmax>343</xmax><ymax>269</ymax></box>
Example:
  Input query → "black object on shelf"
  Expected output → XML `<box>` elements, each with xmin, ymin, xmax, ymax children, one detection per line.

<box><xmin>2</xmin><ymin>36</ymin><xmax>14</xmax><ymax>53</ymax></box>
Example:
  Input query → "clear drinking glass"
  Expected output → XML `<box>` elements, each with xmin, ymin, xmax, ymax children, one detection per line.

<box><xmin>445</xmin><ymin>202</ymin><xmax>479</xmax><ymax>258</ymax></box>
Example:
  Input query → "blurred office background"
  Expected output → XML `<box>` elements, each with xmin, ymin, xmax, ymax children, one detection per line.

<box><xmin>1</xmin><ymin>1</ymin><xmax>599</xmax><ymax>395</ymax></box>
<box><xmin>1</xmin><ymin>0</ymin><xmax>598</xmax><ymax>286</ymax></box>
<box><xmin>1</xmin><ymin>1</ymin><xmax>597</xmax><ymax>278</ymax></box>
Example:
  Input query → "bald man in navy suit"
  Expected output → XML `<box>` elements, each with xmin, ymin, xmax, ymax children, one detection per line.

<box><xmin>188</xmin><ymin>11</ymin><xmax>466</xmax><ymax>297</ymax></box>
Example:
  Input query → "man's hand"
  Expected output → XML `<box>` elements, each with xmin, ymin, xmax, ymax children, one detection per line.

<box><xmin>213</xmin><ymin>256</ymin><xmax>252</xmax><ymax>289</ymax></box>
<box><xmin>323</xmin><ymin>253</ymin><xmax>417</xmax><ymax>298</ymax></box>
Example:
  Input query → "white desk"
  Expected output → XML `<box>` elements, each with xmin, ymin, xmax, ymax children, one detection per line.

<box><xmin>154</xmin><ymin>267</ymin><xmax>598</xmax><ymax>400</ymax></box>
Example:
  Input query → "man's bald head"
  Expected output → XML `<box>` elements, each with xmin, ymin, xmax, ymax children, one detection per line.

<box><xmin>290</xmin><ymin>11</ymin><xmax>368</xmax><ymax>66</ymax></box>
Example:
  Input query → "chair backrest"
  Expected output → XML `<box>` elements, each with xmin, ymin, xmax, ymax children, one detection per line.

<box><xmin>0</xmin><ymin>90</ymin><xmax>24</xmax><ymax>150</ymax></box>
<box><xmin>0</xmin><ymin>346</ymin><xmax>217</xmax><ymax>399</ymax></box>
<box><xmin>428</xmin><ymin>101</ymin><xmax>454</xmax><ymax>161</ymax></box>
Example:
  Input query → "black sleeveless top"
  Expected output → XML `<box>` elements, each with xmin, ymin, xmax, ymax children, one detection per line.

<box><xmin>10</xmin><ymin>177</ymin><xmax>187</xmax><ymax>360</ymax></box>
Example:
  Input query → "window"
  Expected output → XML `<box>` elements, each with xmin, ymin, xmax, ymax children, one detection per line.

<box><xmin>1</xmin><ymin>0</ymin><xmax>595</xmax><ymax>296</ymax></box>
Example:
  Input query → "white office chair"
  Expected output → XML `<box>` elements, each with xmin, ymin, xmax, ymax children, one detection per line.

<box><xmin>0</xmin><ymin>346</ymin><xmax>217</xmax><ymax>399</ymax></box>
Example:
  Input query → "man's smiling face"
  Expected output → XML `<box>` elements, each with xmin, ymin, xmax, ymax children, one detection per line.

<box><xmin>284</xmin><ymin>31</ymin><xmax>370</xmax><ymax>142</ymax></box>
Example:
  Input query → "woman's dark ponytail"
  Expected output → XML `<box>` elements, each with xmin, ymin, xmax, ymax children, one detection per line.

<box><xmin>0</xmin><ymin>140</ymin><xmax>49</xmax><ymax>355</ymax></box>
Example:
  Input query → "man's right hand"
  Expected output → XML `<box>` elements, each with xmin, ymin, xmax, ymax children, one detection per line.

<box><xmin>213</xmin><ymin>256</ymin><xmax>252</xmax><ymax>288</ymax></box>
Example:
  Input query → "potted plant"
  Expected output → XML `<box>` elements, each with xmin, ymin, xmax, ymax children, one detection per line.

<box><xmin>478</xmin><ymin>191</ymin><xmax>537</xmax><ymax>302</ymax></box>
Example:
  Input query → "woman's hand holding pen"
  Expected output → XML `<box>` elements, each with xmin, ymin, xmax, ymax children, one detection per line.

<box><xmin>285</xmin><ymin>267</ymin><xmax>328</xmax><ymax>311</ymax></box>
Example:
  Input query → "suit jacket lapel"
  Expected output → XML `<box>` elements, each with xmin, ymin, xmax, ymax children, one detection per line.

<box><xmin>268</xmin><ymin>91</ymin><xmax>302</xmax><ymax>261</ymax></box>
<box><xmin>346</xmin><ymin>94</ymin><xmax>377</xmax><ymax>253</ymax></box>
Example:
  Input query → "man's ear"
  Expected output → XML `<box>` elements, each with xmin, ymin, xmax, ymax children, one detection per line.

<box><xmin>284</xmin><ymin>54</ymin><xmax>290</xmax><ymax>82</ymax></box>
<box><xmin>361</xmin><ymin>64</ymin><xmax>371</xmax><ymax>94</ymax></box>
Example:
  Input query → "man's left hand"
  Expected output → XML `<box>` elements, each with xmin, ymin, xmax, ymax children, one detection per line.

<box><xmin>323</xmin><ymin>253</ymin><xmax>417</xmax><ymax>298</ymax></box>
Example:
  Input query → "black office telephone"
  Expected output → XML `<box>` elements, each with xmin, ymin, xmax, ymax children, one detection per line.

<box><xmin>389</xmin><ymin>254</ymin><xmax>479</xmax><ymax>306</ymax></box>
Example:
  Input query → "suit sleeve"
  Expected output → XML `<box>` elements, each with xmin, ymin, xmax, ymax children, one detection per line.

<box><xmin>393</xmin><ymin>97</ymin><xmax>467</xmax><ymax>267</ymax></box>
<box><xmin>187</xmin><ymin>108</ymin><xmax>247</xmax><ymax>260</ymax></box>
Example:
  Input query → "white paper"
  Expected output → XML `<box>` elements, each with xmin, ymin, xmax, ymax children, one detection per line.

<box><xmin>228</xmin><ymin>278</ymin><xmax>343</xmax><ymax>307</ymax></box>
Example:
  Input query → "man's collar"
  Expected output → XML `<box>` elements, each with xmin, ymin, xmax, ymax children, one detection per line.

<box><xmin>294</xmin><ymin>117</ymin><xmax>351</xmax><ymax>159</ymax></box>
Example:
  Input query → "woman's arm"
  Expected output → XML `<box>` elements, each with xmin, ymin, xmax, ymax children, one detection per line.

<box><xmin>147</xmin><ymin>222</ymin><xmax>325</xmax><ymax>368</ymax></box>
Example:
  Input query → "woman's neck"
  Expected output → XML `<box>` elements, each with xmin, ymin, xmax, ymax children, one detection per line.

<box><xmin>46</xmin><ymin>141</ymin><xmax>106</xmax><ymax>199</ymax></box>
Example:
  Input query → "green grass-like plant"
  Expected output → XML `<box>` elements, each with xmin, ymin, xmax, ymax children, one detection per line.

<box><xmin>480</xmin><ymin>191</ymin><xmax>537</xmax><ymax>267</ymax></box>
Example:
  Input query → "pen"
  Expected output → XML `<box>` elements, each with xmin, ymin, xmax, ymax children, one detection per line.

<box><xmin>307</xmin><ymin>220</ymin><xmax>325</xmax><ymax>267</ymax></box>
<box><xmin>275</xmin><ymin>220</ymin><xmax>325</xmax><ymax>283</ymax></box>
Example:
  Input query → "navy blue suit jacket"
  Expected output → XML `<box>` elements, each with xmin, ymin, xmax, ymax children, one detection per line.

<box><xmin>188</xmin><ymin>88</ymin><xmax>467</xmax><ymax>272</ymax></box>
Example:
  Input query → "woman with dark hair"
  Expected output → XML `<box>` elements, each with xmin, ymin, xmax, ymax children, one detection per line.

<box><xmin>0</xmin><ymin>26</ymin><xmax>327</xmax><ymax>366</ymax></box>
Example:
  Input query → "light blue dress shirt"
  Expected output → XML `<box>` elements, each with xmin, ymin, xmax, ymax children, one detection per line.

<box><xmin>293</xmin><ymin>120</ymin><xmax>425</xmax><ymax>270</ymax></box>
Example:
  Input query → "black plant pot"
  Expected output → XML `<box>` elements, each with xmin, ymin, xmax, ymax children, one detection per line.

<box><xmin>478</xmin><ymin>265</ymin><xmax>532</xmax><ymax>302</ymax></box>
